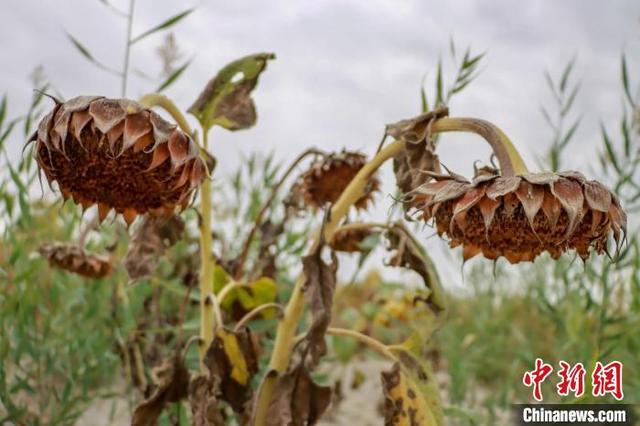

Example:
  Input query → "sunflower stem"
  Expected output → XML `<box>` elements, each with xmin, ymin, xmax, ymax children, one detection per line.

<box><xmin>258</xmin><ymin>116</ymin><xmax>525</xmax><ymax>424</ymax></box>
<box><xmin>331</xmin><ymin>221</ymin><xmax>391</xmax><ymax>238</ymax></box>
<box><xmin>430</xmin><ymin>117</ymin><xmax>529</xmax><ymax>176</ymax></box>
<box><xmin>198</xmin><ymin>125</ymin><xmax>217</xmax><ymax>364</ymax></box>
<box><xmin>138</xmin><ymin>93</ymin><xmax>194</xmax><ymax>136</ymax></box>
<box><xmin>217</xmin><ymin>280</ymin><xmax>245</xmax><ymax>305</ymax></box>
<box><xmin>234</xmin><ymin>303</ymin><xmax>284</xmax><ymax>333</ymax></box>
<box><xmin>326</xmin><ymin>327</ymin><xmax>397</xmax><ymax>361</ymax></box>
<box><xmin>253</xmin><ymin>140</ymin><xmax>406</xmax><ymax>426</ymax></box>
<box><xmin>137</xmin><ymin>92</ymin><xmax>219</xmax><ymax>366</ymax></box>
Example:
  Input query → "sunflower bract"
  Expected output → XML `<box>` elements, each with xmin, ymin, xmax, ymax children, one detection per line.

<box><xmin>407</xmin><ymin>171</ymin><xmax>627</xmax><ymax>263</ymax></box>
<box><xmin>29</xmin><ymin>96</ymin><xmax>206</xmax><ymax>225</ymax></box>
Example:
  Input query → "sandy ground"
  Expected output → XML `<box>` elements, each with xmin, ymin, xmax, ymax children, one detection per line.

<box><xmin>317</xmin><ymin>360</ymin><xmax>388</xmax><ymax>426</ymax></box>
<box><xmin>77</xmin><ymin>387</ymin><xmax>131</xmax><ymax>426</ymax></box>
<box><xmin>77</xmin><ymin>361</ymin><xmax>390</xmax><ymax>425</ymax></box>
<box><xmin>77</xmin><ymin>360</ymin><xmax>454</xmax><ymax>425</ymax></box>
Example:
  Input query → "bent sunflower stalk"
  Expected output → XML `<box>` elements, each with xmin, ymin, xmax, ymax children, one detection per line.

<box><xmin>253</xmin><ymin>116</ymin><xmax>531</xmax><ymax>425</ymax></box>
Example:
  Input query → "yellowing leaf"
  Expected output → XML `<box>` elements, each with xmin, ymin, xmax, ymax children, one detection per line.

<box><xmin>382</xmin><ymin>349</ymin><xmax>444</xmax><ymax>426</ymax></box>
<box><xmin>216</xmin><ymin>328</ymin><xmax>250</xmax><ymax>385</ymax></box>
<box><xmin>236</xmin><ymin>277</ymin><xmax>277</xmax><ymax>310</ymax></box>
<box><xmin>188</xmin><ymin>52</ymin><xmax>275</xmax><ymax>131</ymax></box>
<box><xmin>203</xmin><ymin>327</ymin><xmax>260</xmax><ymax>415</ymax></box>
<box><xmin>219</xmin><ymin>277</ymin><xmax>278</xmax><ymax>319</ymax></box>
<box><xmin>213</xmin><ymin>264</ymin><xmax>231</xmax><ymax>293</ymax></box>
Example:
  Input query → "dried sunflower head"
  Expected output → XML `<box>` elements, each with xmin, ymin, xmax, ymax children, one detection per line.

<box><xmin>28</xmin><ymin>96</ymin><xmax>206</xmax><ymax>225</ymax></box>
<box><xmin>38</xmin><ymin>243</ymin><xmax>112</xmax><ymax>278</ymax></box>
<box><xmin>297</xmin><ymin>150</ymin><xmax>380</xmax><ymax>210</ymax></box>
<box><xmin>408</xmin><ymin>171</ymin><xmax>626</xmax><ymax>263</ymax></box>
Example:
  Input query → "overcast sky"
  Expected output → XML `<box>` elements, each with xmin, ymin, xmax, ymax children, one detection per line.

<box><xmin>2</xmin><ymin>0</ymin><xmax>639</xmax><ymax>288</ymax></box>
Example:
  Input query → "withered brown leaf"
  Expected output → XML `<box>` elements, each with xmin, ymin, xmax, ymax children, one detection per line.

<box><xmin>329</xmin><ymin>226</ymin><xmax>376</xmax><ymax>253</ymax></box>
<box><xmin>125</xmin><ymin>214</ymin><xmax>185</xmax><ymax>280</ymax></box>
<box><xmin>301</xmin><ymin>239</ymin><xmax>338</xmax><ymax>366</ymax></box>
<box><xmin>381</xmin><ymin>356</ymin><xmax>441</xmax><ymax>426</ymax></box>
<box><xmin>393</xmin><ymin>147</ymin><xmax>441</xmax><ymax>196</ymax></box>
<box><xmin>385</xmin><ymin>107</ymin><xmax>450</xmax><ymax>143</ymax></box>
<box><xmin>253</xmin><ymin>219</ymin><xmax>284</xmax><ymax>279</ymax></box>
<box><xmin>131</xmin><ymin>354</ymin><xmax>190</xmax><ymax>426</ymax></box>
<box><xmin>189</xmin><ymin>374</ymin><xmax>225</xmax><ymax>426</ymax></box>
<box><xmin>263</xmin><ymin>364</ymin><xmax>332</xmax><ymax>426</ymax></box>
<box><xmin>384</xmin><ymin>223</ymin><xmax>446</xmax><ymax>313</ymax></box>
<box><xmin>188</xmin><ymin>53</ymin><xmax>275</xmax><ymax>131</ymax></box>
<box><xmin>387</xmin><ymin>108</ymin><xmax>449</xmax><ymax>197</ymax></box>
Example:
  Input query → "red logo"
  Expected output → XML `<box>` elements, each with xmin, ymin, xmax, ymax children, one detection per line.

<box><xmin>592</xmin><ymin>361</ymin><xmax>624</xmax><ymax>401</ymax></box>
<box><xmin>523</xmin><ymin>359</ymin><xmax>623</xmax><ymax>402</ymax></box>
<box><xmin>556</xmin><ymin>361</ymin><xmax>586</xmax><ymax>397</ymax></box>
<box><xmin>522</xmin><ymin>358</ymin><xmax>554</xmax><ymax>401</ymax></box>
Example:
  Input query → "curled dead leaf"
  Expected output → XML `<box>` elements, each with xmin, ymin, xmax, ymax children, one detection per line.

<box><xmin>263</xmin><ymin>364</ymin><xmax>332</xmax><ymax>426</ymax></box>
<box><xmin>387</xmin><ymin>108</ymin><xmax>449</xmax><ymax>197</ymax></box>
<box><xmin>252</xmin><ymin>219</ymin><xmax>284</xmax><ymax>279</ymax></box>
<box><xmin>132</xmin><ymin>354</ymin><xmax>190</xmax><ymax>426</ymax></box>
<box><xmin>301</xmin><ymin>239</ymin><xmax>338</xmax><ymax>366</ymax></box>
<box><xmin>329</xmin><ymin>226</ymin><xmax>375</xmax><ymax>253</ymax></box>
<box><xmin>125</xmin><ymin>214</ymin><xmax>185</xmax><ymax>280</ymax></box>
<box><xmin>385</xmin><ymin>107</ymin><xmax>450</xmax><ymax>144</ymax></box>
<box><xmin>188</xmin><ymin>53</ymin><xmax>275</xmax><ymax>131</ymax></box>
<box><xmin>189</xmin><ymin>375</ymin><xmax>225</xmax><ymax>426</ymax></box>
<box><xmin>384</xmin><ymin>223</ymin><xmax>446</xmax><ymax>314</ymax></box>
